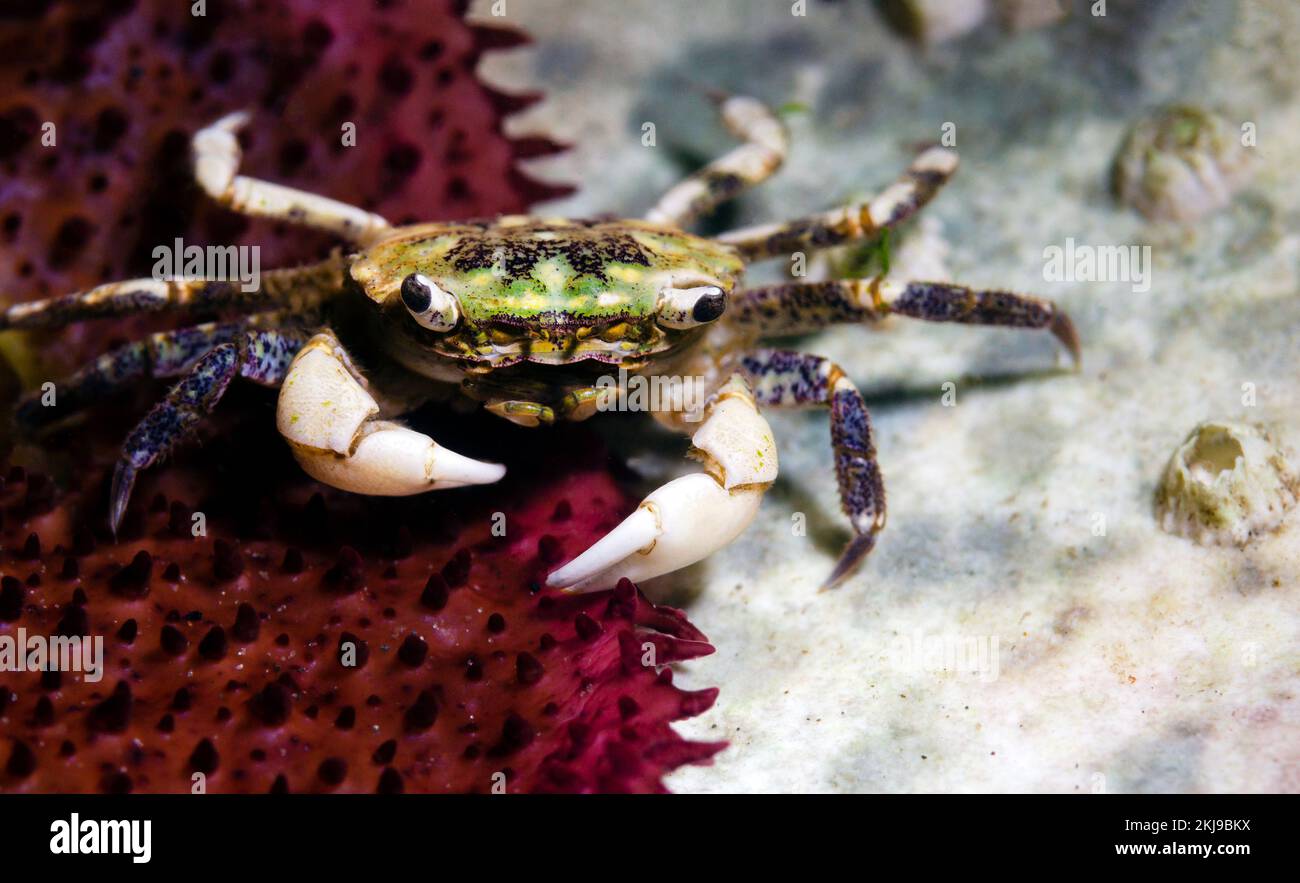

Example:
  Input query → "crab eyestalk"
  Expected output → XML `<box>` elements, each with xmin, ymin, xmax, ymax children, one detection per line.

<box><xmin>400</xmin><ymin>273</ymin><xmax>460</xmax><ymax>332</ymax></box>
<box><xmin>656</xmin><ymin>284</ymin><xmax>727</xmax><ymax>330</ymax></box>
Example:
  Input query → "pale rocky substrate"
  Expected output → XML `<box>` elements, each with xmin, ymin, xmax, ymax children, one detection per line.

<box><xmin>475</xmin><ymin>0</ymin><xmax>1300</xmax><ymax>792</ymax></box>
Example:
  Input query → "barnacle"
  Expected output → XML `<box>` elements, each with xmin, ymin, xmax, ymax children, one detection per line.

<box><xmin>880</xmin><ymin>0</ymin><xmax>1063</xmax><ymax>44</ymax></box>
<box><xmin>880</xmin><ymin>0</ymin><xmax>990</xmax><ymax>45</ymax></box>
<box><xmin>1155</xmin><ymin>420</ymin><xmax>1299</xmax><ymax>547</ymax></box>
<box><xmin>1112</xmin><ymin>106</ymin><xmax>1256</xmax><ymax>223</ymax></box>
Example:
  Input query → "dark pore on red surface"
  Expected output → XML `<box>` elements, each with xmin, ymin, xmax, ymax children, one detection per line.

<box><xmin>0</xmin><ymin>0</ymin><xmax>724</xmax><ymax>792</ymax></box>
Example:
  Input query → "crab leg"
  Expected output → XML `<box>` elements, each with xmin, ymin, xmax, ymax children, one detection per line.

<box><xmin>276</xmin><ymin>331</ymin><xmax>505</xmax><ymax>497</ymax></box>
<box><xmin>715</xmin><ymin>146</ymin><xmax>958</xmax><ymax>261</ymax></box>
<box><xmin>547</xmin><ymin>375</ymin><xmax>777</xmax><ymax>592</ymax></box>
<box><xmin>17</xmin><ymin>311</ymin><xmax>301</xmax><ymax>430</ymax></box>
<box><xmin>645</xmin><ymin>95</ymin><xmax>789</xmax><ymax>229</ymax></box>
<box><xmin>731</xmin><ymin>277</ymin><xmax>1080</xmax><ymax>363</ymax></box>
<box><xmin>0</xmin><ymin>256</ymin><xmax>343</xmax><ymax>332</ymax></box>
<box><xmin>194</xmin><ymin>112</ymin><xmax>392</xmax><ymax>245</ymax></box>
<box><xmin>740</xmin><ymin>349</ymin><xmax>885</xmax><ymax>590</ymax></box>
<box><xmin>110</xmin><ymin>327</ymin><xmax>307</xmax><ymax>532</ymax></box>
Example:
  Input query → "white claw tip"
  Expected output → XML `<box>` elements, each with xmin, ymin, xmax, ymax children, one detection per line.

<box><xmin>431</xmin><ymin>446</ymin><xmax>505</xmax><ymax>488</ymax></box>
<box><xmin>545</xmin><ymin>506</ymin><xmax>660</xmax><ymax>591</ymax></box>
<box><xmin>214</xmin><ymin>110</ymin><xmax>252</xmax><ymax>132</ymax></box>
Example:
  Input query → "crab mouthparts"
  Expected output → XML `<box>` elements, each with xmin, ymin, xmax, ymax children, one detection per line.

<box><xmin>475</xmin><ymin>312</ymin><xmax>657</xmax><ymax>344</ymax></box>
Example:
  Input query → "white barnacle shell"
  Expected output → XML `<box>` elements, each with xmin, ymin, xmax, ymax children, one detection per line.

<box><xmin>1155</xmin><ymin>420</ymin><xmax>1299</xmax><ymax>546</ymax></box>
<box><xmin>1112</xmin><ymin>106</ymin><xmax>1256</xmax><ymax>223</ymax></box>
<box><xmin>881</xmin><ymin>0</ymin><xmax>989</xmax><ymax>44</ymax></box>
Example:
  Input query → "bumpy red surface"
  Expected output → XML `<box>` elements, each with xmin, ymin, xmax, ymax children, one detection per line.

<box><xmin>0</xmin><ymin>0</ymin><xmax>569</xmax><ymax>371</ymax></box>
<box><xmin>0</xmin><ymin>412</ymin><xmax>723</xmax><ymax>793</ymax></box>
<box><xmin>0</xmin><ymin>0</ymin><xmax>724</xmax><ymax>792</ymax></box>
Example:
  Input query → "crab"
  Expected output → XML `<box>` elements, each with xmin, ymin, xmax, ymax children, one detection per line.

<box><xmin>2</xmin><ymin>95</ymin><xmax>1077</xmax><ymax>591</ymax></box>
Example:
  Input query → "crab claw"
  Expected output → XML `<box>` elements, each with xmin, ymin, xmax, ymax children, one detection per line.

<box><xmin>294</xmin><ymin>420</ymin><xmax>505</xmax><ymax>495</ymax></box>
<box><xmin>547</xmin><ymin>475</ymin><xmax>766</xmax><ymax>592</ymax></box>
<box><xmin>547</xmin><ymin>375</ymin><xmax>777</xmax><ymax>592</ymax></box>
<box><xmin>278</xmin><ymin>332</ymin><xmax>504</xmax><ymax>496</ymax></box>
<box><xmin>192</xmin><ymin>111</ymin><xmax>250</xmax><ymax>198</ymax></box>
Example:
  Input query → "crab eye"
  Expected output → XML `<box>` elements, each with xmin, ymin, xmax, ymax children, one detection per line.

<box><xmin>656</xmin><ymin>285</ymin><xmax>726</xmax><ymax>330</ymax></box>
<box><xmin>400</xmin><ymin>273</ymin><xmax>459</xmax><ymax>332</ymax></box>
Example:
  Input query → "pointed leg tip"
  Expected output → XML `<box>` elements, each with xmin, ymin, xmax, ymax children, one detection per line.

<box><xmin>819</xmin><ymin>531</ymin><xmax>878</xmax><ymax>591</ymax></box>
<box><xmin>108</xmin><ymin>461</ymin><xmax>135</xmax><ymax>538</ymax></box>
<box><xmin>1049</xmin><ymin>310</ymin><xmax>1081</xmax><ymax>368</ymax></box>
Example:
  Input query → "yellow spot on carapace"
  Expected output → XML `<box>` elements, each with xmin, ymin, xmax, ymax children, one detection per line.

<box><xmin>519</xmin><ymin>291</ymin><xmax>549</xmax><ymax>310</ymax></box>
<box><xmin>609</xmin><ymin>265</ymin><xmax>644</xmax><ymax>284</ymax></box>
<box><xmin>534</xmin><ymin>259</ymin><xmax>567</xmax><ymax>291</ymax></box>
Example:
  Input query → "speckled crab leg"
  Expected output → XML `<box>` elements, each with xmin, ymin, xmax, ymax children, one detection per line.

<box><xmin>547</xmin><ymin>374</ymin><xmax>778</xmax><ymax>592</ymax></box>
<box><xmin>276</xmin><ymin>330</ymin><xmax>505</xmax><ymax>498</ymax></box>
<box><xmin>194</xmin><ymin>112</ymin><xmax>392</xmax><ymax>245</ymax></box>
<box><xmin>110</xmin><ymin>327</ymin><xmax>308</xmax><ymax>532</ymax></box>
<box><xmin>645</xmin><ymin>95</ymin><xmax>789</xmax><ymax>229</ymax></box>
<box><xmin>0</xmin><ymin>255</ymin><xmax>344</xmax><ymax>332</ymax></box>
<box><xmin>740</xmin><ymin>348</ymin><xmax>885</xmax><ymax>590</ymax></box>
<box><xmin>17</xmin><ymin>310</ymin><xmax>304</xmax><ymax>430</ymax></box>
<box><xmin>715</xmin><ymin>146</ymin><xmax>958</xmax><ymax>261</ymax></box>
<box><xmin>730</xmin><ymin>277</ymin><xmax>1080</xmax><ymax>363</ymax></box>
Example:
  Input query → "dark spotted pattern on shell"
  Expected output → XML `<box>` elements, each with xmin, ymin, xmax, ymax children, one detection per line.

<box><xmin>446</xmin><ymin>225</ymin><xmax>653</xmax><ymax>283</ymax></box>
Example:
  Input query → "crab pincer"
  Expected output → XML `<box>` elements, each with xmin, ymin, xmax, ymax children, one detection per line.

<box><xmin>276</xmin><ymin>332</ymin><xmax>505</xmax><ymax>496</ymax></box>
<box><xmin>547</xmin><ymin>375</ymin><xmax>777</xmax><ymax>592</ymax></box>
